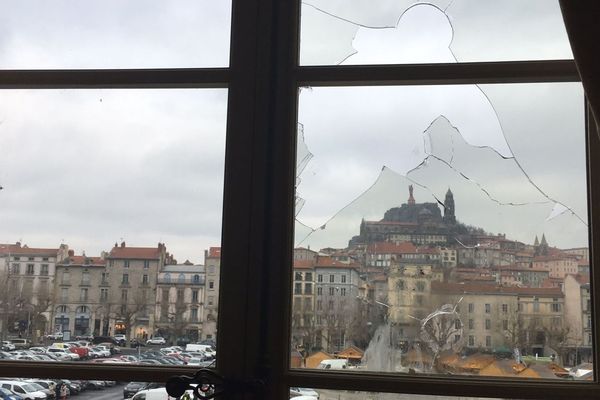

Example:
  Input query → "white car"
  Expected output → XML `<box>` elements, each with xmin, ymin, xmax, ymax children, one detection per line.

<box><xmin>94</xmin><ymin>346</ymin><xmax>112</xmax><ymax>357</ymax></box>
<box><xmin>0</xmin><ymin>381</ymin><xmax>47</xmax><ymax>400</ymax></box>
<box><xmin>146</xmin><ymin>337</ymin><xmax>166</xmax><ymax>345</ymax></box>
<box><xmin>290</xmin><ymin>388</ymin><xmax>319</xmax><ymax>399</ymax></box>
<box><xmin>1</xmin><ymin>342</ymin><xmax>15</xmax><ymax>351</ymax></box>
<box><xmin>46</xmin><ymin>348</ymin><xmax>79</xmax><ymax>361</ymax></box>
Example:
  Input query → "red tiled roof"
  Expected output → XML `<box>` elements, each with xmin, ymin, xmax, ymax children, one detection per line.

<box><xmin>207</xmin><ymin>247</ymin><xmax>221</xmax><ymax>258</ymax></box>
<box><xmin>59</xmin><ymin>255</ymin><xmax>105</xmax><ymax>267</ymax></box>
<box><xmin>293</xmin><ymin>259</ymin><xmax>315</xmax><ymax>269</ymax></box>
<box><xmin>367</xmin><ymin>241</ymin><xmax>417</xmax><ymax>254</ymax></box>
<box><xmin>0</xmin><ymin>243</ymin><xmax>59</xmax><ymax>256</ymax></box>
<box><xmin>431</xmin><ymin>281</ymin><xmax>563</xmax><ymax>297</ymax></box>
<box><xmin>108</xmin><ymin>246</ymin><xmax>161</xmax><ymax>260</ymax></box>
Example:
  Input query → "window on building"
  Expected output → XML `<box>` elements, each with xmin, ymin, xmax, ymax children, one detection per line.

<box><xmin>121</xmin><ymin>290</ymin><xmax>128</xmax><ymax>302</ymax></box>
<box><xmin>26</xmin><ymin>264</ymin><xmax>34</xmax><ymax>275</ymax></box>
<box><xmin>193</xmin><ymin>274</ymin><xmax>200</xmax><ymax>284</ymax></box>
<box><xmin>57</xmin><ymin>305</ymin><xmax>68</xmax><ymax>314</ymax></box>
<box><xmin>81</xmin><ymin>271</ymin><xmax>90</xmax><ymax>285</ymax></box>
<box><xmin>468</xmin><ymin>303</ymin><xmax>474</xmax><ymax>313</ymax></box>
<box><xmin>534</xmin><ymin>298</ymin><xmax>540</xmax><ymax>312</ymax></box>
<box><xmin>142</xmin><ymin>274</ymin><xmax>149</xmax><ymax>284</ymax></box>
<box><xmin>502</xmin><ymin>304</ymin><xmax>508</xmax><ymax>313</ymax></box>
<box><xmin>485</xmin><ymin>304</ymin><xmax>491</xmax><ymax>313</ymax></box>
<box><xmin>340</xmin><ymin>288</ymin><xmax>346</xmax><ymax>296</ymax></box>
<box><xmin>62</xmin><ymin>271</ymin><xmax>70</xmax><ymax>284</ymax></box>
<box><xmin>143</xmin><ymin>260</ymin><xmax>150</xmax><ymax>269</ymax></box>
<box><xmin>191</xmin><ymin>308</ymin><xmax>198</xmax><ymax>322</ymax></box>
<box><xmin>485</xmin><ymin>336</ymin><xmax>492</xmax><ymax>348</ymax></box>
<box><xmin>40</xmin><ymin>264</ymin><xmax>49</xmax><ymax>276</ymax></box>
<box><xmin>317</xmin><ymin>300</ymin><xmax>322</xmax><ymax>311</ymax></box>
<box><xmin>468</xmin><ymin>335</ymin><xmax>475</xmax><ymax>347</ymax></box>
<box><xmin>552</xmin><ymin>303</ymin><xmax>561</xmax><ymax>312</ymax></box>
<box><xmin>61</xmin><ymin>288</ymin><xmax>68</xmax><ymax>302</ymax></box>
<box><xmin>295</xmin><ymin>283</ymin><xmax>302</xmax><ymax>294</ymax></box>
<box><xmin>503</xmin><ymin>320</ymin><xmax>508</xmax><ymax>330</ymax></box>
<box><xmin>28</xmin><ymin>257</ymin><xmax>34</xmax><ymax>261</ymax></box>
<box><xmin>80</xmin><ymin>288</ymin><xmax>88</xmax><ymax>302</ymax></box>
<box><xmin>122</xmin><ymin>274</ymin><xmax>129</xmax><ymax>284</ymax></box>
<box><xmin>295</xmin><ymin>272</ymin><xmax>302</xmax><ymax>281</ymax></box>
<box><xmin>305</xmin><ymin>272</ymin><xmax>312</xmax><ymax>281</ymax></box>
<box><xmin>341</xmin><ymin>275</ymin><xmax>346</xmax><ymax>283</ymax></box>
<box><xmin>124</xmin><ymin>260</ymin><xmax>130</xmax><ymax>268</ymax></box>
<box><xmin>329</xmin><ymin>275</ymin><xmax>334</xmax><ymax>283</ymax></box>
<box><xmin>317</xmin><ymin>274</ymin><xmax>323</xmax><ymax>282</ymax></box>
<box><xmin>100</xmin><ymin>289</ymin><xmax>108</xmax><ymax>302</ymax></box>
<box><xmin>177</xmin><ymin>289</ymin><xmax>184</xmax><ymax>301</ymax></box>
<box><xmin>305</xmin><ymin>283</ymin><xmax>312</xmax><ymax>295</ymax></box>
<box><xmin>13</xmin><ymin>257</ymin><xmax>19</xmax><ymax>261</ymax></box>
<box><xmin>468</xmin><ymin>319</ymin><xmax>474</xmax><ymax>330</ymax></box>
<box><xmin>192</xmin><ymin>290</ymin><xmax>199</xmax><ymax>303</ymax></box>
<box><xmin>317</xmin><ymin>287</ymin><xmax>322</xmax><ymax>296</ymax></box>
<box><xmin>209</xmin><ymin>281</ymin><xmax>214</xmax><ymax>290</ymax></box>
<box><xmin>485</xmin><ymin>319</ymin><xmax>491</xmax><ymax>330</ymax></box>
<box><xmin>328</xmin><ymin>287</ymin><xmax>334</xmax><ymax>296</ymax></box>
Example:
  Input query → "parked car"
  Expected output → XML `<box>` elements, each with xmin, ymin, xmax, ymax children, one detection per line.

<box><xmin>9</xmin><ymin>339</ymin><xmax>31</xmax><ymax>350</ymax></box>
<box><xmin>145</xmin><ymin>337</ymin><xmax>166</xmax><ymax>345</ymax></box>
<box><xmin>46</xmin><ymin>333</ymin><xmax>63</xmax><ymax>340</ymax></box>
<box><xmin>1</xmin><ymin>342</ymin><xmax>15</xmax><ymax>351</ymax></box>
<box><xmin>0</xmin><ymin>381</ymin><xmax>47</xmax><ymax>400</ymax></box>
<box><xmin>290</xmin><ymin>388</ymin><xmax>319</xmax><ymax>399</ymax></box>
<box><xmin>46</xmin><ymin>348</ymin><xmax>78</xmax><ymax>361</ymax></box>
<box><xmin>0</xmin><ymin>387</ymin><xmax>22</xmax><ymax>400</ymax></box>
<box><xmin>123</xmin><ymin>382</ymin><xmax>146</xmax><ymax>399</ymax></box>
<box><xmin>129</xmin><ymin>339</ymin><xmax>145</xmax><ymax>348</ymax></box>
<box><xmin>113</xmin><ymin>335</ymin><xmax>127</xmax><ymax>345</ymax></box>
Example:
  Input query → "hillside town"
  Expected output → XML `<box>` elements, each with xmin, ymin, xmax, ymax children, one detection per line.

<box><xmin>0</xmin><ymin>185</ymin><xmax>593</xmax><ymax>380</ymax></box>
<box><xmin>292</xmin><ymin>186</ymin><xmax>592</xmax><ymax>378</ymax></box>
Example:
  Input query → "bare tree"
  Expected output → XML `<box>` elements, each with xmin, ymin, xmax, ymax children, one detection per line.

<box><xmin>113</xmin><ymin>292</ymin><xmax>147</xmax><ymax>339</ymax></box>
<box><xmin>420</xmin><ymin>304</ymin><xmax>464</xmax><ymax>373</ymax></box>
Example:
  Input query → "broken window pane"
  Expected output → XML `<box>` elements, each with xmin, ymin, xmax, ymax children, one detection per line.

<box><xmin>0</xmin><ymin>1</ymin><xmax>231</xmax><ymax>69</ymax></box>
<box><xmin>300</xmin><ymin>0</ymin><xmax>572</xmax><ymax>65</ymax></box>
<box><xmin>290</xmin><ymin>83</ymin><xmax>591</xmax><ymax>380</ymax></box>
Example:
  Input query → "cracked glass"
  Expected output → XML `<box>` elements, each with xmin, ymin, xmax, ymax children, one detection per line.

<box><xmin>290</xmin><ymin>82</ymin><xmax>591</xmax><ymax>380</ymax></box>
<box><xmin>300</xmin><ymin>0</ymin><xmax>572</xmax><ymax>65</ymax></box>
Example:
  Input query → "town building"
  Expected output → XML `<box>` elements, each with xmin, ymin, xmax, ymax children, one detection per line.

<box><xmin>202</xmin><ymin>247</ymin><xmax>221</xmax><ymax>341</ymax></box>
<box><xmin>155</xmin><ymin>261</ymin><xmax>205</xmax><ymax>344</ymax></box>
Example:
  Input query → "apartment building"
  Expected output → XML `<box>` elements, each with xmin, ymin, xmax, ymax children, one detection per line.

<box><xmin>202</xmin><ymin>247</ymin><xmax>221</xmax><ymax>341</ymax></box>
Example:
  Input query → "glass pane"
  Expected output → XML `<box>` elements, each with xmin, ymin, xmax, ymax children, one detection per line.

<box><xmin>291</xmin><ymin>83</ymin><xmax>592</xmax><ymax>381</ymax></box>
<box><xmin>0</xmin><ymin>89</ymin><xmax>223</xmax><ymax>366</ymax></box>
<box><xmin>300</xmin><ymin>0</ymin><xmax>572</xmax><ymax>65</ymax></box>
<box><xmin>0</xmin><ymin>1</ymin><xmax>231</xmax><ymax>69</ymax></box>
<box><xmin>291</xmin><ymin>388</ymin><xmax>518</xmax><ymax>399</ymax></box>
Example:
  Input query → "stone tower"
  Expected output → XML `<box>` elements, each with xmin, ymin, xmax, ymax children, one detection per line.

<box><xmin>407</xmin><ymin>185</ymin><xmax>416</xmax><ymax>206</ymax></box>
<box><xmin>443</xmin><ymin>188</ymin><xmax>456</xmax><ymax>224</ymax></box>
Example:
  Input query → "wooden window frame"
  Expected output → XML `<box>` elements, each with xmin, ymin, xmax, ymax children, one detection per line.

<box><xmin>0</xmin><ymin>1</ymin><xmax>597</xmax><ymax>399</ymax></box>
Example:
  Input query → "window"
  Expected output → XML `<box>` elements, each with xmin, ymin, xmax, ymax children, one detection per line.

<box><xmin>503</xmin><ymin>320</ymin><xmax>508</xmax><ymax>330</ymax></box>
<box><xmin>502</xmin><ymin>304</ymin><xmax>508</xmax><ymax>313</ymax></box>
<box><xmin>60</xmin><ymin>288</ymin><xmax>68</xmax><ymax>302</ymax></box>
<box><xmin>295</xmin><ymin>272</ymin><xmax>302</xmax><ymax>280</ymax></box>
<box><xmin>62</xmin><ymin>271</ymin><xmax>70</xmax><ymax>284</ymax></box>
<box><xmin>468</xmin><ymin>303</ymin><xmax>474</xmax><ymax>313</ymax></box>
<box><xmin>11</xmin><ymin>263</ymin><xmax>19</xmax><ymax>274</ymax></box>
<box><xmin>318</xmin><ymin>274</ymin><xmax>323</xmax><ymax>282</ymax></box>
<box><xmin>328</xmin><ymin>287</ymin><xmax>334</xmax><ymax>296</ymax></box>
<box><xmin>192</xmin><ymin>290</ymin><xmax>199</xmax><ymax>303</ymax></box>
<box><xmin>40</xmin><ymin>264</ymin><xmax>49</xmax><ymax>276</ymax></box>
<box><xmin>100</xmin><ymin>289</ymin><xmax>108</xmax><ymax>302</ymax></box>
<box><xmin>485</xmin><ymin>304</ymin><xmax>491</xmax><ymax>313</ymax></box>
<box><xmin>317</xmin><ymin>287</ymin><xmax>322</xmax><ymax>296</ymax></box>
<box><xmin>121</xmin><ymin>290</ymin><xmax>128</xmax><ymax>302</ymax></box>
<box><xmin>485</xmin><ymin>319</ymin><xmax>491</xmax><ymax>330</ymax></box>
<box><xmin>143</xmin><ymin>260</ymin><xmax>150</xmax><ymax>269</ymax></box>
<box><xmin>329</xmin><ymin>274</ymin><xmax>334</xmax><ymax>283</ymax></box>
<box><xmin>317</xmin><ymin>300</ymin><xmax>322</xmax><ymax>311</ymax></box>
<box><xmin>305</xmin><ymin>283</ymin><xmax>312</xmax><ymax>295</ymax></box>
<box><xmin>142</xmin><ymin>274</ymin><xmax>149</xmax><ymax>284</ymax></box>
<box><xmin>193</xmin><ymin>274</ymin><xmax>201</xmax><ymax>284</ymax></box>
<box><xmin>305</xmin><ymin>272</ymin><xmax>312</xmax><ymax>281</ymax></box>
<box><xmin>340</xmin><ymin>288</ymin><xmax>346</xmax><ymax>296</ymax></box>
<box><xmin>294</xmin><ymin>283</ymin><xmax>302</xmax><ymax>294</ymax></box>
<box><xmin>81</xmin><ymin>271</ymin><xmax>90</xmax><ymax>285</ymax></box>
<box><xmin>341</xmin><ymin>275</ymin><xmax>346</xmax><ymax>283</ymax></box>
<box><xmin>209</xmin><ymin>280</ymin><xmax>214</xmax><ymax>290</ymax></box>
<box><xmin>468</xmin><ymin>335</ymin><xmax>475</xmax><ymax>347</ymax></box>
<box><xmin>191</xmin><ymin>308</ymin><xmax>199</xmax><ymax>322</ymax></box>
<box><xmin>468</xmin><ymin>319</ymin><xmax>474</xmax><ymax>330</ymax></box>
<box><xmin>485</xmin><ymin>336</ymin><xmax>492</xmax><ymax>348</ymax></box>
<box><xmin>123</xmin><ymin>260</ymin><xmax>130</xmax><ymax>268</ymax></box>
<box><xmin>0</xmin><ymin>3</ymin><xmax>594</xmax><ymax>400</ymax></box>
<box><xmin>101</xmin><ymin>272</ymin><xmax>109</xmax><ymax>284</ymax></box>
<box><xmin>80</xmin><ymin>288</ymin><xmax>88</xmax><ymax>302</ymax></box>
<box><xmin>552</xmin><ymin>303</ymin><xmax>561</xmax><ymax>312</ymax></box>
<box><xmin>26</xmin><ymin>264</ymin><xmax>34</xmax><ymax>275</ymax></box>
<box><xmin>122</xmin><ymin>274</ymin><xmax>129</xmax><ymax>284</ymax></box>
<box><xmin>534</xmin><ymin>298</ymin><xmax>540</xmax><ymax>312</ymax></box>
<box><xmin>454</xmin><ymin>319</ymin><xmax>461</xmax><ymax>329</ymax></box>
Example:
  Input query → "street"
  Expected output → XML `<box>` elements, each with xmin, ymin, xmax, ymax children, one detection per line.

<box><xmin>75</xmin><ymin>383</ymin><xmax>126</xmax><ymax>400</ymax></box>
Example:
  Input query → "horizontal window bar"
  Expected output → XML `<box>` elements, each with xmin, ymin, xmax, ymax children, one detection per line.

<box><xmin>0</xmin><ymin>68</ymin><xmax>229</xmax><ymax>88</ymax></box>
<box><xmin>295</xmin><ymin>60</ymin><xmax>580</xmax><ymax>86</ymax></box>
<box><xmin>285</xmin><ymin>370</ymin><xmax>597</xmax><ymax>400</ymax></box>
<box><xmin>0</xmin><ymin>361</ymin><xmax>199</xmax><ymax>382</ymax></box>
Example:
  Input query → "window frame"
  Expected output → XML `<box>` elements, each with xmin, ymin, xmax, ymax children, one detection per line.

<box><xmin>0</xmin><ymin>1</ymin><xmax>597</xmax><ymax>400</ymax></box>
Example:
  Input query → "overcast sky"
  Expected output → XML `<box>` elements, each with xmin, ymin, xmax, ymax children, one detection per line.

<box><xmin>0</xmin><ymin>1</ymin><xmax>586</xmax><ymax>264</ymax></box>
